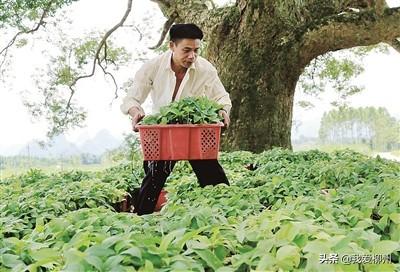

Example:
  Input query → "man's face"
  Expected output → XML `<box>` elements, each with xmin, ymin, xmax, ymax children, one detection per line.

<box><xmin>170</xmin><ymin>38</ymin><xmax>201</xmax><ymax>69</ymax></box>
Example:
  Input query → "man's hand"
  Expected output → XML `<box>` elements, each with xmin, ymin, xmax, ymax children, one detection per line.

<box><xmin>219</xmin><ymin>110</ymin><xmax>230</xmax><ymax>128</ymax></box>
<box><xmin>129</xmin><ymin>107</ymin><xmax>145</xmax><ymax>132</ymax></box>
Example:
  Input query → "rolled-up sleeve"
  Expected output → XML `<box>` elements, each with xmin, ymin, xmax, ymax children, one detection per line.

<box><xmin>208</xmin><ymin>69</ymin><xmax>232</xmax><ymax>115</ymax></box>
<box><xmin>120</xmin><ymin>62</ymin><xmax>153</xmax><ymax>115</ymax></box>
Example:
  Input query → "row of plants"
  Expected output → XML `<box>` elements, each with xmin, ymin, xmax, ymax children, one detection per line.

<box><xmin>0</xmin><ymin>149</ymin><xmax>399</xmax><ymax>271</ymax></box>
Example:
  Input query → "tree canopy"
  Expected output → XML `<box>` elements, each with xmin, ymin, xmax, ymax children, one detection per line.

<box><xmin>319</xmin><ymin>106</ymin><xmax>400</xmax><ymax>151</ymax></box>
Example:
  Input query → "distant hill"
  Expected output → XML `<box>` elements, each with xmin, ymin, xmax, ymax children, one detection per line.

<box><xmin>16</xmin><ymin>130</ymin><xmax>122</xmax><ymax>158</ymax></box>
<box><xmin>78</xmin><ymin>129</ymin><xmax>122</xmax><ymax>155</ymax></box>
<box><xmin>19</xmin><ymin>134</ymin><xmax>80</xmax><ymax>158</ymax></box>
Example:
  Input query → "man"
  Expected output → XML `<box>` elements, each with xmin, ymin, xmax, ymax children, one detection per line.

<box><xmin>120</xmin><ymin>23</ymin><xmax>232</xmax><ymax>215</ymax></box>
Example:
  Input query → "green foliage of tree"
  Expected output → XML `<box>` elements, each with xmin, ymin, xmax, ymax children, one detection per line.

<box><xmin>0</xmin><ymin>0</ymin><xmax>78</xmax><ymax>29</ymax></box>
<box><xmin>319</xmin><ymin>106</ymin><xmax>400</xmax><ymax>151</ymax></box>
<box><xmin>1</xmin><ymin>0</ymin><xmax>134</xmax><ymax>138</ymax></box>
<box><xmin>296</xmin><ymin>47</ymin><xmax>390</xmax><ymax>109</ymax></box>
<box><xmin>20</xmin><ymin>35</ymin><xmax>131</xmax><ymax>137</ymax></box>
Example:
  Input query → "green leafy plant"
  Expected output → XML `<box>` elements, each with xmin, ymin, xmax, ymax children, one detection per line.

<box><xmin>141</xmin><ymin>97</ymin><xmax>223</xmax><ymax>125</ymax></box>
<box><xmin>1</xmin><ymin>149</ymin><xmax>400</xmax><ymax>271</ymax></box>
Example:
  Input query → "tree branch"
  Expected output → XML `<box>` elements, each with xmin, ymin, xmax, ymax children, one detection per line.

<box><xmin>0</xmin><ymin>1</ymin><xmax>53</xmax><ymax>71</ymax></box>
<box><xmin>98</xmin><ymin>60</ymin><xmax>119</xmax><ymax>99</ymax></box>
<box><xmin>62</xmin><ymin>0</ymin><xmax>133</xmax><ymax>125</ymax></box>
<box><xmin>69</xmin><ymin>0</ymin><xmax>132</xmax><ymax>86</ymax></box>
<box><xmin>151</xmin><ymin>0</ymin><xmax>212</xmax><ymax>28</ymax></box>
<box><xmin>149</xmin><ymin>16</ymin><xmax>176</xmax><ymax>49</ymax></box>
<box><xmin>299</xmin><ymin>7</ymin><xmax>400</xmax><ymax>67</ymax></box>
<box><xmin>0</xmin><ymin>2</ymin><xmax>52</xmax><ymax>55</ymax></box>
<box><xmin>122</xmin><ymin>24</ymin><xmax>144</xmax><ymax>41</ymax></box>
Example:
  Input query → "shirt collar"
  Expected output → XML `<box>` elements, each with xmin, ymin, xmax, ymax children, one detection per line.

<box><xmin>164</xmin><ymin>51</ymin><xmax>197</xmax><ymax>71</ymax></box>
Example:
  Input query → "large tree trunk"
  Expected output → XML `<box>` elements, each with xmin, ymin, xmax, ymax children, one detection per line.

<box><xmin>224</xmin><ymin>84</ymin><xmax>295</xmax><ymax>152</ymax></box>
<box><xmin>211</xmin><ymin>50</ymin><xmax>298</xmax><ymax>152</ymax></box>
<box><xmin>206</xmin><ymin>4</ymin><xmax>302</xmax><ymax>152</ymax></box>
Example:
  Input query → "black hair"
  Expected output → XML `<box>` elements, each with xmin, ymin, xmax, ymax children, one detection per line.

<box><xmin>169</xmin><ymin>23</ymin><xmax>203</xmax><ymax>42</ymax></box>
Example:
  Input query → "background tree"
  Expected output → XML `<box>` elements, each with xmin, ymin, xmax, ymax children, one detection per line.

<box><xmin>1</xmin><ymin>0</ymin><xmax>134</xmax><ymax>137</ymax></box>
<box><xmin>2</xmin><ymin>0</ymin><xmax>400</xmax><ymax>152</ymax></box>
<box><xmin>319</xmin><ymin>106</ymin><xmax>400</xmax><ymax>151</ymax></box>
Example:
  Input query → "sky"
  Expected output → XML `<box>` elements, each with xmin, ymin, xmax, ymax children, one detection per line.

<box><xmin>0</xmin><ymin>0</ymin><xmax>400</xmax><ymax>155</ymax></box>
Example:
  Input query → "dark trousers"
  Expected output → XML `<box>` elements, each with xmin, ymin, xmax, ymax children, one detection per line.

<box><xmin>134</xmin><ymin>160</ymin><xmax>229</xmax><ymax>215</ymax></box>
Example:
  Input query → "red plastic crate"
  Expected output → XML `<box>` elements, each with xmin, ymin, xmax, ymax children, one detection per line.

<box><xmin>137</xmin><ymin>124</ymin><xmax>223</xmax><ymax>160</ymax></box>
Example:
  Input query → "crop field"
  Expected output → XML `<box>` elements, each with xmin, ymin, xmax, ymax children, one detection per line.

<box><xmin>0</xmin><ymin>149</ymin><xmax>399</xmax><ymax>271</ymax></box>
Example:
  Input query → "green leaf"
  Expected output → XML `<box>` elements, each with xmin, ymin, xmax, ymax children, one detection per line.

<box><xmin>390</xmin><ymin>224</ymin><xmax>400</xmax><ymax>242</ymax></box>
<box><xmin>364</xmin><ymin>263</ymin><xmax>397</xmax><ymax>272</ymax></box>
<box><xmin>276</xmin><ymin>245</ymin><xmax>300</xmax><ymax>270</ymax></box>
<box><xmin>332</xmin><ymin>236</ymin><xmax>352</xmax><ymax>252</ymax></box>
<box><xmin>102</xmin><ymin>236</ymin><xmax>123</xmax><ymax>248</ymax></box>
<box><xmin>235</xmin><ymin>222</ymin><xmax>246</xmax><ymax>243</ymax></box>
<box><xmin>64</xmin><ymin>248</ymin><xmax>86</xmax><ymax>264</ymax></box>
<box><xmin>104</xmin><ymin>255</ymin><xmax>124</xmax><ymax>270</ymax></box>
<box><xmin>160</xmin><ymin>117</ymin><xmax>168</xmax><ymax>124</ymax></box>
<box><xmin>34</xmin><ymin>217</ymin><xmax>45</xmax><ymax>232</ymax></box>
<box><xmin>84</xmin><ymin>255</ymin><xmax>103</xmax><ymax>270</ymax></box>
<box><xmin>159</xmin><ymin>229</ymin><xmax>185</xmax><ymax>252</ymax></box>
<box><xmin>140</xmin><ymin>260</ymin><xmax>154</xmax><ymax>272</ymax></box>
<box><xmin>372</xmin><ymin>240</ymin><xmax>399</xmax><ymax>254</ymax></box>
<box><xmin>191</xmin><ymin>235</ymin><xmax>211</xmax><ymax>250</ymax></box>
<box><xmin>63</xmin><ymin>262</ymin><xmax>86</xmax><ymax>272</ymax></box>
<box><xmin>114</xmin><ymin>240</ymin><xmax>130</xmax><ymax>253</ymax></box>
<box><xmin>86</xmin><ymin>199</ymin><xmax>97</xmax><ymax>208</ymax></box>
<box><xmin>0</xmin><ymin>254</ymin><xmax>24</xmax><ymax>268</ymax></box>
<box><xmin>194</xmin><ymin>249</ymin><xmax>223</xmax><ymax>270</ymax></box>
<box><xmin>30</xmin><ymin>248</ymin><xmax>60</xmax><ymax>261</ymax></box>
<box><xmin>171</xmin><ymin>260</ymin><xmax>190</xmax><ymax>270</ymax></box>
<box><xmin>303</xmin><ymin>240</ymin><xmax>330</xmax><ymax>254</ymax></box>
<box><xmin>86</xmin><ymin>245</ymin><xmax>114</xmax><ymax>258</ymax></box>
<box><xmin>256</xmin><ymin>253</ymin><xmax>276</xmax><ymax>271</ymax></box>
<box><xmin>214</xmin><ymin>245</ymin><xmax>227</xmax><ymax>261</ymax></box>
<box><xmin>175</xmin><ymin>227</ymin><xmax>208</xmax><ymax>249</ymax></box>
<box><xmin>275</xmin><ymin>223</ymin><xmax>299</xmax><ymax>246</ymax></box>
<box><xmin>389</xmin><ymin>213</ymin><xmax>400</xmax><ymax>224</ymax></box>
<box><xmin>255</xmin><ymin>239</ymin><xmax>274</xmax><ymax>254</ymax></box>
<box><xmin>293</xmin><ymin>234</ymin><xmax>308</xmax><ymax>248</ymax></box>
<box><xmin>121</xmin><ymin>247</ymin><xmax>142</xmax><ymax>260</ymax></box>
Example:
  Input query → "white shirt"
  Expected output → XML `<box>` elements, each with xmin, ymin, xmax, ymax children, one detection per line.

<box><xmin>120</xmin><ymin>51</ymin><xmax>232</xmax><ymax>115</ymax></box>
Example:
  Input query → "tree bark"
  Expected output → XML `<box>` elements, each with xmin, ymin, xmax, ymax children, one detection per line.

<box><xmin>206</xmin><ymin>3</ymin><xmax>303</xmax><ymax>152</ymax></box>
